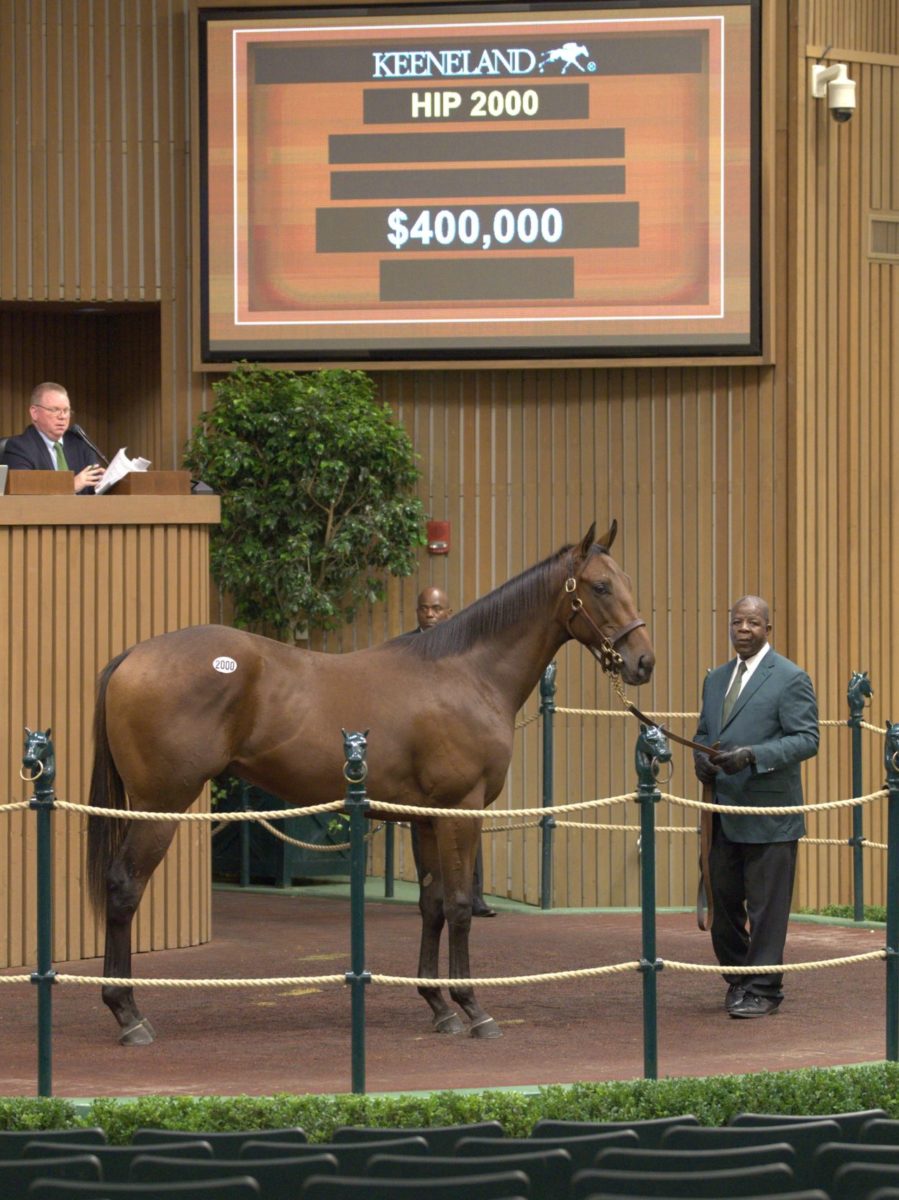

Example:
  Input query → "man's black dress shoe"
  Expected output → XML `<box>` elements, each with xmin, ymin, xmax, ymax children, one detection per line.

<box><xmin>472</xmin><ymin>903</ymin><xmax>497</xmax><ymax>917</ymax></box>
<box><xmin>725</xmin><ymin>984</ymin><xmax>745</xmax><ymax>1013</ymax></box>
<box><xmin>729</xmin><ymin>992</ymin><xmax>781</xmax><ymax>1018</ymax></box>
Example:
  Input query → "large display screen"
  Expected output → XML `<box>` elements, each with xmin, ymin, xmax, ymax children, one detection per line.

<box><xmin>196</xmin><ymin>1</ymin><xmax>760</xmax><ymax>365</ymax></box>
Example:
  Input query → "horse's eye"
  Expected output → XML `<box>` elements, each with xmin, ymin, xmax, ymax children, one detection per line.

<box><xmin>592</xmin><ymin>580</ymin><xmax>610</xmax><ymax>596</ymax></box>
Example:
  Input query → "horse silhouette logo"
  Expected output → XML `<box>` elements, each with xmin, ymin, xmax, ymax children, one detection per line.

<box><xmin>538</xmin><ymin>42</ymin><xmax>596</xmax><ymax>75</ymax></box>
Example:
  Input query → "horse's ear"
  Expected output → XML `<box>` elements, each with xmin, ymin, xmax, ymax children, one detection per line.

<box><xmin>577</xmin><ymin>522</ymin><xmax>597</xmax><ymax>559</ymax></box>
<box><xmin>45</xmin><ymin>728</ymin><xmax>52</xmax><ymax>738</ymax></box>
<box><xmin>25</xmin><ymin>726</ymin><xmax>33</xmax><ymax>737</ymax></box>
<box><xmin>596</xmin><ymin>519</ymin><xmax>618</xmax><ymax>551</ymax></box>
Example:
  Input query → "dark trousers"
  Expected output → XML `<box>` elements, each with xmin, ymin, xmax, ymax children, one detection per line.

<box><xmin>409</xmin><ymin>822</ymin><xmax>486</xmax><ymax>904</ymax></box>
<box><xmin>709</xmin><ymin>817</ymin><xmax>798</xmax><ymax>999</ymax></box>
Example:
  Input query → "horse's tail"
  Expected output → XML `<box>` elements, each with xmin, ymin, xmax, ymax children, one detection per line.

<box><xmin>87</xmin><ymin>648</ymin><xmax>134</xmax><ymax>916</ymax></box>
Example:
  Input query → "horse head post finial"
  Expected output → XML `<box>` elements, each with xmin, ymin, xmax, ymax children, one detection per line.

<box><xmin>885</xmin><ymin>721</ymin><xmax>899</xmax><ymax>791</ymax></box>
<box><xmin>341</xmin><ymin>728</ymin><xmax>369</xmax><ymax>784</ymax></box>
<box><xmin>847</xmin><ymin>671</ymin><xmax>873</xmax><ymax>722</ymax></box>
<box><xmin>635</xmin><ymin>722</ymin><xmax>672</xmax><ymax>788</ymax></box>
<box><xmin>21</xmin><ymin>727</ymin><xmax>56</xmax><ymax>801</ymax></box>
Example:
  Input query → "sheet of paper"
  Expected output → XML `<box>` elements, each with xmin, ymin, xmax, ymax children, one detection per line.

<box><xmin>95</xmin><ymin>448</ymin><xmax>152</xmax><ymax>494</ymax></box>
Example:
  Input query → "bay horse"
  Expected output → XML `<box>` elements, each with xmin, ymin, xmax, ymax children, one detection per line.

<box><xmin>87</xmin><ymin>521</ymin><xmax>653</xmax><ymax>1045</ymax></box>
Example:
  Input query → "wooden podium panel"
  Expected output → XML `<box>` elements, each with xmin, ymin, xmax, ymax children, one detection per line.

<box><xmin>5</xmin><ymin>469</ymin><xmax>73</xmax><ymax>495</ymax></box>
<box><xmin>0</xmin><ymin>495</ymin><xmax>220</xmax><ymax>968</ymax></box>
<box><xmin>107</xmin><ymin>470</ymin><xmax>191</xmax><ymax>495</ymax></box>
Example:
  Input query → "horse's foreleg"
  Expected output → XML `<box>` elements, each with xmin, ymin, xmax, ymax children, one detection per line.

<box><xmin>414</xmin><ymin>821</ymin><xmax>464</xmax><ymax>1034</ymax></box>
<box><xmin>441</xmin><ymin>814</ymin><xmax>501</xmax><ymax>1040</ymax></box>
<box><xmin>101</xmin><ymin>819</ymin><xmax>177</xmax><ymax>1045</ymax></box>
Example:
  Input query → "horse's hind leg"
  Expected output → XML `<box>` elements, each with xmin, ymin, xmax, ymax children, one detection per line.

<box><xmin>101</xmin><ymin>818</ymin><xmax>178</xmax><ymax>1045</ymax></box>
<box><xmin>414</xmin><ymin>821</ymin><xmax>464</xmax><ymax>1034</ymax></box>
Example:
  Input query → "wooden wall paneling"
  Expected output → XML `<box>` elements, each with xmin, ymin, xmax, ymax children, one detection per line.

<box><xmin>668</xmin><ymin>369</ymin><xmax>693</xmax><ymax>907</ymax></box>
<box><xmin>512</xmin><ymin>370</ymin><xmax>535</xmax><ymax>905</ymax></box>
<box><xmin>28</xmin><ymin>1</ymin><xmax>47</xmax><ymax>299</ymax></box>
<box><xmin>0</xmin><ymin>4</ymin><xmax>14</xmax><ymax>298</ymax></box>
<box><xmin>45</xmin><ymin>4</ymin><xmax>62</xmax><ymax>300</ymax></box>
<box><xmin>11</xmin><ymin>4</ymin><xmax>27</xmax><ymax>294</ymax></box>
<box><xmin>578</xmin><ymin>375</ymin><xmax>602</xmax><ymax>911</ymax></box>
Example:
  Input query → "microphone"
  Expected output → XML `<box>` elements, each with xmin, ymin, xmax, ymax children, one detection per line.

<box><xmin>71</xmin><ymin>424</ymin><xmax>108</xmax><ymax>466</ymax></box>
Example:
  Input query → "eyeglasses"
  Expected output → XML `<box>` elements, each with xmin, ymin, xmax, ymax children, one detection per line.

<box><xmin>34</xmin><ymin>405</ymin><xmax>73</xmax><ymax>417</ymax></box>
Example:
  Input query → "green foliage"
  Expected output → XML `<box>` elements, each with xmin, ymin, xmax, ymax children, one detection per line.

<box><xmin>5</xmin><ymin>1064</ymin><xmax>899</xmax><ymax>1141</ymax></box>
<box><xmin>0</xmin><ymin>1098</ymin><xmax>81</xmax><ymax>1131</ymax></box>
<box><xmin>798</xmin><ymin>904</ymin><xmax>887</xmax><ymax>923</ymax></box>
<box><xmin>183</xmin><ymin>366</ymin><xmax>426</xmax><ymax>640</ymax></box>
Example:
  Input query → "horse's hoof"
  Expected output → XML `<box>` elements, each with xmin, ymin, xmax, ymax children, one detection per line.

<box><xmin>119</xmin><ymin>1017</ymin><xmax>156</xmax><ymax>1046</ymax></box>
<box><xmin>433</xmin><ymin>1012</ymin><xmax>465</xmax><ymax>1035</ymax></box>
<box><xmin>469</xmin><ymin>1016</ymin><xmax>502</xmax><ymax>1039</ymax></box>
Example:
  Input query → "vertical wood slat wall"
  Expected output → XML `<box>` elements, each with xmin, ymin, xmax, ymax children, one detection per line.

<box><xmin>794</xmin><ymin>0</ymin><xmax>899</xmax><ymax>910</ymax></box>
<box><xmin>0</xmin><ymin>500</ymin><xmax>217</xmax><ymax>969</ymax></box>
<box><xmin>0</xmin><ymin>0</ymin><xmax>896</xmax><ymax>936</ymax></box>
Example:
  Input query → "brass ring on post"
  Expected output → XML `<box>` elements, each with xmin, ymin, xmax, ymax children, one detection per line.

<box><xmin>343</xmin><ymin>762</ymin><xmax>368</xmax><ymax>783</ymax></box>
<box><xmin>19</xmin><ymin>762</ymin><xmax>44</xmax><ymax>782</ymax></box>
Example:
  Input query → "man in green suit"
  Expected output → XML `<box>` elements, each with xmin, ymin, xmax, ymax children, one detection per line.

<box><xmin>693</xmin><ymin>596</ymin><xmax>818</xmax><ymax>1018</ymax></box>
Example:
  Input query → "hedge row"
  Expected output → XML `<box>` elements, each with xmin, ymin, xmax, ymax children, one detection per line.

<box><xmin>2</xmin><ymin>1062</ymin><xmax>899</xmax><ymax>1143</ymax></box>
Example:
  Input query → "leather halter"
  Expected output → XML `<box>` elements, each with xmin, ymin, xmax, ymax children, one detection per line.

<box><xmin>563</xmin><ymin>557</ymin><xmax>712</xmax><ymax>756</ymax></box>
<box><xmin>563</xmin><ymin>575</ymin><xmax>646</xmax><ymax>675</ymax></box>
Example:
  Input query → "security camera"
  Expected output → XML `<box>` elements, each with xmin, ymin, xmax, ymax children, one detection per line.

<box><xmin>811</xmin><ymin>62</ymin><xmax>856</xmax><ymax>122</ymax></box>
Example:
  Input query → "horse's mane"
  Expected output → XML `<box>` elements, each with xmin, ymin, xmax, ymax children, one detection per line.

<box><xmin>392</xmin><ymin>542</ymin><xmax>579</xmax><ymax>661</ymax></box>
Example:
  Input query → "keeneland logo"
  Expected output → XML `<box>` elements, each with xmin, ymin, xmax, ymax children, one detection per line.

<box><xmin>371</xmin><ymin>43</ymin><xmax>597</xmax><ymax>79</ymax></box>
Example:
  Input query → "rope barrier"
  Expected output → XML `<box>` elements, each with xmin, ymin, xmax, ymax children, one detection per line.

<box><xmin>6</xmin><ymin>946</ymin><xmax>879</xmax><ymax>994</ymax></box>
<box><xmin>513</xmin><ymin>711</ymin><xmax>541</xmax><ymax>730</ymax></box>
<box><xmin>51</xmin><ymin>973</ymin><xmax>346</xmax><ymax>989</ymax></box>
<box><xmin>21</xmin><ymin>785</ymin><xmax>889</xmax><ymax>827</ymax></box>
<box><xmin>255</xmin><ymin>816</ymin><xmax>384</xmax><ymax>852</ymax></box>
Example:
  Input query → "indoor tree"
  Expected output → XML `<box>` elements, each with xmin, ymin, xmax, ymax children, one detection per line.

<box><xmin>183</xmin><ymin>365</ymin><xmax>426</xmax><ymax>643</ymax></box>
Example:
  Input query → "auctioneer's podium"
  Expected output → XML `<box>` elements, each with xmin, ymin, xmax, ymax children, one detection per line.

<box><xmin>0</xmin><ymin>487</ymin><xmax>220</xmax><ymax>968</ymax></box>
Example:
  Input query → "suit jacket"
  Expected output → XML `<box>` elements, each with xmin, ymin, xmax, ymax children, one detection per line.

<box><xmin>1</xmin><ymin>425</ymin><xmax>98</xmax><ymax>492</ymax></box>
<box><xmin>694</xmin><ymin>649</ymin><xmax>819</xmax><ymax>843</ymax></box>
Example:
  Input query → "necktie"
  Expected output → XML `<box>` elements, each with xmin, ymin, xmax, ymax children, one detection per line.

<box><xmin>722</xmin><ymin>660</ymin><xmax>747</xmax><ymax>723</ymax></box>
<box><xmin>53</xmin><ymin>441</ymin><xmax>70</xmax><ymax>470</ymax></box>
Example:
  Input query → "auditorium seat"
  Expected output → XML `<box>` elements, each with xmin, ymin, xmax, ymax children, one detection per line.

<box><xmin>131</xmin><ymin>1128</ymin><xmax>307</xmax><ymax>1156</ymax></box>
<box><xmin>23</xmin><ymin>1140</ymin><xmax>214</xmax><ymax>1181</ymax></box>
<box><xmin>569</xmin><ymin>1160</ymin><xmax>797</xmax><ymax>1199</ymax></box>
<box><xmin>531</xmin><ymin>1114</ymin><xmax>700</xmax><ymax>1148</ymax></box>
<box><xmin>594</xmin><ymin>1140</ymin><xmax>798</xmax><ymax>1175</ymax></box>
<box><xmin>0</xmin><ymin>1156</ymin><xmax>102</xmax><ymax>1190</ymax></box>
<box><xmin>330</xmin><ymin>1121</ymin><xmax>504</xmax><ymax>1153</ymax></box>
<box><xmin>239</xmin><ymin>1136</ymin><xmax>428</xmax><ymax>1173</ymax></box>
<box><xmin>659</xmin><ymin>1119</ymin><xmax>842</xmax><ymax>1189</ymax></box>
<box><xmin>0</xmin><ymin>1130</ymin><xmax>106</xmax><ymax>1159</ymax></box>
<box><xmin>730</xmin><ymin>1108</ymin><xmax>888</xmax><ymax>1141</ymax></box>
<box><xmin>27</xmin><ymin>1178</ymin><xmax>260</xmax><ymax>1200</ymax></box>
<box><xmin>368</xmin><ymin>1146</ymin><xmax>571</xmax><ymax>1200</ymax></box>
<box><xmin>861</xmin><ymin>1120</ymin><xmax>899</xmax><ymax>1144</ymax></box>
<box><xmin>297</xmin><ymin>1171</ymin><xmax>530</xmax><ymax>1200</ymax></box>
<box><xmin>130</xmin><ymin>1150</ymin><xmax>340</xmax><ymax>1199</ymax></box>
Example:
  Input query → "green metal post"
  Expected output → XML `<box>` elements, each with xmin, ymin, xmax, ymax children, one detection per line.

<box><xmin>24</xmin><ymin>732</ymin><xmax>57</xmax><ymax>1098</ymax></box>
<box><xmin>342</xmin><ymin>730</ymin><xmax>371</xmax><ymax>1094</ymax></box>
<box><xmin>885</xmin><ymin>722</ymin><xmax>899</xmax><ymax>1061</ymax></box>
<box><xmin>540</xmin><ymin>663</ymin><xmax>557</xmax><ymax>910</ymax></box>
<box><xmin>847</xmin><ymin>672</ymin><xmax>871</xmax><ymax>921</ymax></box>
<box><xmin>239</xmin><ymin>781</ymin><xmax>251</xmax><ymax>888</ymax></box>
<box><xmin>383</xmin><ymin>823</ymin><xmax>395</xmax><ymax>898</ymax></box>
<box><xmin>634</xmin><ymin>724</ymin><xmax>669</xmax><ymax>1080</ymax></box>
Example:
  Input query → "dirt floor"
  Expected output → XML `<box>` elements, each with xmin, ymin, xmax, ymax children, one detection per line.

<box><xmin>0</xmin><ymin>883</ymin><xmax>890</xmax><ymax>1099</ymax></box>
